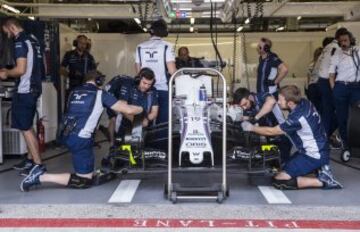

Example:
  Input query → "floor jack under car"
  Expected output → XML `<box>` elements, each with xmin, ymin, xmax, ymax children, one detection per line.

<box><xmin>166</xmin><ymin>68</ymin><xmax>229</xmax><ymax>204</ymax></box>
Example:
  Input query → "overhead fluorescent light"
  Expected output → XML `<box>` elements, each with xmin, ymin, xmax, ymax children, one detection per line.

<box><xmin>178</xmin><ymin>8</ymin><xmax>192</xmax><ymax>11</ymax></box>
<box><xmin>236</xmin><ymin>26</ymin><xmax>244</xmax><ymax>32</ymax></box>
<box><xmin>28</xmin><ymin>16</ymin><xmax>35</xmax><ymax>21</ymax></box>
<box><xmin>143</xmin><ymin>28</ymin><xmax>147</xmax><ymax>32</ymax></box>
<box><xmin>190</xmin><ymin>18</ymin><xmax>195</xmax><ymax>24</ymax></box>
<box><xmin>2</xmin><ymin>4</ymin><xmax>20</xmax><ymax>14</ymax></box>
<box><xmin>297</xmin><ymin>16</ymin><xmax>302</xmax><ymax>21</ymax></box>
<box><xmin>171</xmin><ymin>0</ymin><xmax>191</xmax><ymax>3</ymax></box>
<box><xmin>134</xmin><ymin>18</ymin><xmax>141</xmax><ymax>25</ymax></box>
<box><xmin>204</xmin><ymin>0</ymin><xmax>225</xmax><ymax>2</ymax></box>
<box><xmin>189</xmin><ymin>26</ymin><xmax>194</xmax><ymax>32</ymax></box>
<box><xmin>276</xmin><ymin>26</ymin><xmax>285</xmax><ymax>31</ymax></box>
<box><xmin>245</xmin><ymin>18</ymin><xmax>250</xmax><ymax>24</ymax></box>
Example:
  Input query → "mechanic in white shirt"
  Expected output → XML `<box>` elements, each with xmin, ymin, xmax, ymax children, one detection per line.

<box><xmin>329</xmin><ymin>27</ymin><xmax>360</xmax><ymax>152</ymax></box>
<box><xmin>316</xmin><ymin>37</ymin><xmax>339</xmax><ymax>137</ymax></box>
<box><xmin>135</xmin><ymin>19</ymin><xmax>176</xmax><ymax>125</ymax></box>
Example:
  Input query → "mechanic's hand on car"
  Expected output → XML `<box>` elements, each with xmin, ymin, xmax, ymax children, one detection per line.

<box><xmin>142</xmin><ymin>118</ymin><xmax>149</xmax><ymax>127</ymax></box>
<box><xmin>240</xmin><ymin>115</ymin><xmax>250</xmax><ymax>121</ymax></box>
<box><xmin>0</xmin><ymin>69</ymin><xmax>8</xmax><ymax>80</ymax></box>
<box><xmin>241</xmin><ymin>115</ymin><xmax>258</xmax><ymax>124</ymax></box>
<box><xmin>241</xmin><ymin>121</ymin><xmax>255</xmax><ymax>132</ymax></box>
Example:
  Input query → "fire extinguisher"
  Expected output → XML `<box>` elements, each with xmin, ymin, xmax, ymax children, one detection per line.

<box><xmin>37</xmin><ymin>117</ymin><xmax>46</xmax><ymax>153</ymax></box>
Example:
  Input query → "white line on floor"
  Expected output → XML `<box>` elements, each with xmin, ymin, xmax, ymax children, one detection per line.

<box><xmin>258</xmin><ymin>186</ymin><xmax>291</xmax><ymax>204</ymax></box>
<box><xmin>108</xmin><ymin>180</ymin><xmax>141</xmax><ymax>203</ymax></box>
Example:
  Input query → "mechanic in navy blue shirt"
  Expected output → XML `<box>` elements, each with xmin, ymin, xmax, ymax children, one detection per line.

<box><xmin>20</xmin><ymin>70</ymin><xmax>143</xmax><ymax>192</ymax></box>
<box><xmin>241</xmin><ymin>85</ymin><xmax>342</xmax><ymax>190</ymax></box>
<box><xmin>61</xmin><ymin>34</ymin><xmax>96</xmax><ymax>92</ymax></box>
<box><xmin>115</xmin><ymin>68</ymin><xmax>159</xmax><ymax>140</ymax></box>
<box><xmin>256</xmin><ymin>38</ymin><xmax>288</xmax><ymax>96</ymax></box>
<box><xmin>104</xmin><ymin>74</ymin><xmax>134</xmax><ymax>145</ymax></box>
<box><xmin>0</xmin><ymin>17</ymin><xmax>44</xmax><ymax>175</ymax></box>
<box><xmin>232</xmin><ymin>87</ymin><xmax>291</xmax><ymax>163</ymax></box>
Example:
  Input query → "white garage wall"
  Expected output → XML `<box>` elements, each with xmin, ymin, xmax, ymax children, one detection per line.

<box><xmin>59</xmin><ymin>25</ymin><xmax>325</xmax><ymax>92</ymax></box>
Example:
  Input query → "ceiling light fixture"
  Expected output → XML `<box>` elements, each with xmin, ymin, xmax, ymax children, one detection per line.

<box><xmin>134</xmin><ymin>18</ymin><xmax>141</xmax><ymax>25</ymax></box>
<box><xmin>276</xmin><ymin>26</ymin><xmax>285</xmax><ymax>31</ymax></box>
<box><xmin>28</xmin><ymin>16</ymin><xmax>35</xmax><ymax>20</ymax></box>
<box><xmin>236</xmin><ymin>26</ymin><xmax>244</xmax><ymax>32</ymax></box>
<box><xmin>171</xmin><ymin>0</ymin><xmax>191</xmax><ymax>3</ymax></box>
<box><xmin>190</xmin><ymin>17</ymin><xmax>195</xmax><ymax>24</ymax></box>
<box><xmin>297</xmin><ymin>16</ymin><xmax>302</xmax><ymax>21</ymax></box>
<box><xmin>178</xmin><ymin>8</ymin><xmax>192</xmax><ymax>11</ymax></box>
<box><xmin>190</xmin><ymin>26</ymin><xmax>194</xmax><ymax>32</ymax></box>
<box><xmin>1</xmin><ymin>4</ymin><xmax>20</xmax><ymax>14</ymax></box>
<box><xmin>204</xmin><ymin>0</ymin><xmax>225</xmax><ymax>2</ymax></box>
<box><xmin>245</xmin><ymin>18</ymin><xmax>250</xmax><ymax>24</ymax></box>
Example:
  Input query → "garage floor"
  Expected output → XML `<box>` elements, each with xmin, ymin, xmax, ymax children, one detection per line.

<box><xmin>0</xmin><ymin>139</ymin><xmax>357</xmax><ymax>206</ymax></box>
<box><xmin>1</xmin><ymin>138</ymin><xmax>360</xmax><ymax>231</ymax></box>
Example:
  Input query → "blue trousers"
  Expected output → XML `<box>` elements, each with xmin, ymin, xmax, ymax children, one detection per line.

<box><xmin>155</xmin><ymin>90</ymin><xmax>169</xmax><ymax>149</ymax></box>
<box><xmin>156</xmin><ymin>90</ymin><xmax>169</xmax><ymax>124</ymax></box>
<box><xmin>305</xmin><ymin>83</ymin><xmax>322</xmax><ymax>113</ymax></box>
<box><xmin>333</xmin><ymin>82</ymin><xmax>360</xmax><ymax>148</ymax></box>
<box><xmin>317</xmin><ymin>78</ymin><xmax>337</xmax><ymax>137</ymax></box>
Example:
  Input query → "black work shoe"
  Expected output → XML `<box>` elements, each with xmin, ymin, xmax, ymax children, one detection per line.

<box><xmin>272</xmin><ymin>179</ymin><xmax>298</xmax><ymax>190</ymax></box>
<box><xmin>272</xmin><ymin>182</ymin><xmax>298</xmax><ymax>190</ymax></box>
<box><xmin>13</xmin><ymin>158</ymin><xmax>34</xmax><ymax>171</ymax></box>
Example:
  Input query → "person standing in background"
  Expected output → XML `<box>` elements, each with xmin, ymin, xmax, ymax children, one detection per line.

<box><xmin>256</xmin><ymin>37</ymin><xmax>288</xmax><ymax>97</ymax></box>
<box><xmin>0</xmin><ymin>17</ymin><xmax>44</xmax><ymax>176</ymax></box>
<box><xmin>60</xmin><ymin>34</ymin><xmax>96</xmax><ymax>95</ymax></box>
<box><xmin>135</xmin><ymin>19</ymin><xmax>176</xmax><ymax>125</ymax></box>
<box><xmin>176</xmin><ymin>46</ymin><xmax>203</xmax><ymax>69</ymax></box>
<box><xmin>329</xmin><ymin>28</ymin><xmax>360</xmax><ymax>154</ymax></box>
<box><xmin>316</xmin><ymin>37</ymin><xmax>338</xmax><ymax>138</ymax></box>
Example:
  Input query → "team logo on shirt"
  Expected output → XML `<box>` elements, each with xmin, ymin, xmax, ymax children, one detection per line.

<box><xmin>312</xmin><ymin>111</ymin><xmax>321</xmax><ymax>124</ymax></box>
<box><xmin>74</xmin><ymin>93</ymin><xmax>87</xmax><ymax>100</ymax></box>
<box><xmin>145</xmin><ymin>51</ymin><xmax>158</xmax><ymax>58</ymax></box>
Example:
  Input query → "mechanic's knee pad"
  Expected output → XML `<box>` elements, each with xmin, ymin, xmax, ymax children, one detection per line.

<box><xmin>272</xmin><ymin>178</ymin><xmax>298</xmax><ymax>190</ymax></box>
<box><xmin>67</xmin><ymin>174</ymin><xmax>93</xmax><ymax>189</ymax></box>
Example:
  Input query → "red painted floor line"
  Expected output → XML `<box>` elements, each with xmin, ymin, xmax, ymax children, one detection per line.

<box><xmin>0</xmin><ymin>219</ymin><xmax>359</xmax><ymax>229</ymax></box>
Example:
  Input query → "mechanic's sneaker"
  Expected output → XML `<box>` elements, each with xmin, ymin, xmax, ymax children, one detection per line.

<box><xmin>13</xmin><ymin>158</ymin><xmax>34</xmax><ymax>171</ymax></box>
<box><xmin>318</xmin><ymin>165</ymin><xmax>343</xmax><ymax>190</ymax></box>
<box><xmin>18</xmin><ymin>163</ymin><xmax>35</xmax><ymax>177</ymax></box>
<box><xmin>20</xmin><ymin>164</ymin><xmax>46</xmax><ymax>192</ymax></box>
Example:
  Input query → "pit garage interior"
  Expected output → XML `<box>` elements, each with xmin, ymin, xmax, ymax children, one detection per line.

<box><xmin>1</xmin><ymin>0</ymin><xmax>360</xmax><ymax>231</ymax></box>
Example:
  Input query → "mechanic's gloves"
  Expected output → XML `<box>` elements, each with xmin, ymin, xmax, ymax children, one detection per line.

<box><xmin>241</xmin><ymin>121</ymin><xmax>255</xmax><ymax>132</ymax></box>
<box><xmin>265</xmin><ymin>79</ymin><xmax>276</xmax><ymax>86</ymax></box>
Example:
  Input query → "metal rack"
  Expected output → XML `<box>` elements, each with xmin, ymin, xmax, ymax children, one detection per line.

<box><xmin>167</xmin><ymin>68</ymin><xmax>228</xmax><ymax>203</ymax></box>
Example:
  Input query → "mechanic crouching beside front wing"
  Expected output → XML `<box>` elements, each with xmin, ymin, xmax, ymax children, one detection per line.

<box><xmin>241</xmin><ymin>85</ymin><xmax>343</xmax><ymax>190</ymax></box>
<box><xmin>19</xmin><ymin>70</ymin><xmax>143</xmax><ymax>192</ymax></box>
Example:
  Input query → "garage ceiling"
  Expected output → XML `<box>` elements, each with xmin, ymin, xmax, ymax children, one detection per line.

<box><xmin>0</xmin><ymin>0</ymin><xmax>359</xmax><ymax>33</ymax></box>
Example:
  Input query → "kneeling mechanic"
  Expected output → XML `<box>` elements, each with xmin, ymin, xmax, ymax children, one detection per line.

<box><xmin>20</xmin><ymin>70</ymin><xmax>143</xmax><ymax>192</ymax></box>
<box><xmin>241</xmin><ymin>85</ymin><xmax>342</xmax><ymax>190</ymax></box>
